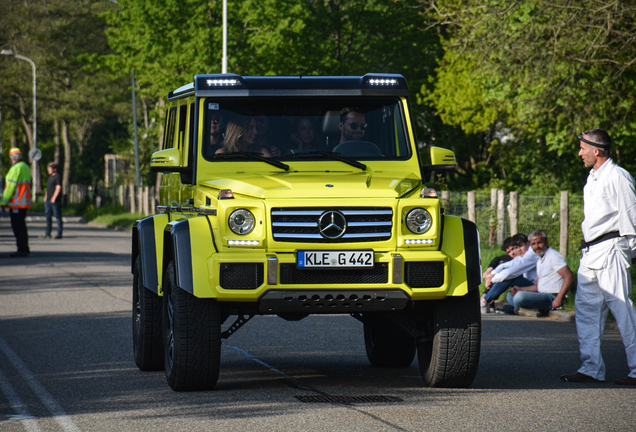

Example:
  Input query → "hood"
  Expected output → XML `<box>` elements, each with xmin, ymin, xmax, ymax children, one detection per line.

<box><xmin>200</xmin><ymin>170</ymin><xmax>421</xmax><ymax>199</ymax></box>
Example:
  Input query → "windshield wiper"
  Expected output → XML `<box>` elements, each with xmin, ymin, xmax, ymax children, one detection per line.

<box><xmin>287</xmin><ymin>150</ymin><xmax>366</xmax><ymax>171</ymax></box>
<box><xmin>215</xmin><ymin>152</ymin><xmax>289</xmax><ymax>171</ymax></box>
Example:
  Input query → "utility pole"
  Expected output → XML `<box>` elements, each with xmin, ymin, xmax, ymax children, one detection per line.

<box><xmin>222</xmin><ymin>0</ymin><xmax>227</xmax><ymax>73</ymax></box>
<box><xmin>1</xmin><ymin>50</ymin><xmax>39</xmax><ymax>200</ymax></box>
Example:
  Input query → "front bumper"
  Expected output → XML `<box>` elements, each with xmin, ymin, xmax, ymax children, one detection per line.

<box><xmin>203</xmin><ymin>250</ymin><xmax>452</xmax><ymax>303</ymax></box>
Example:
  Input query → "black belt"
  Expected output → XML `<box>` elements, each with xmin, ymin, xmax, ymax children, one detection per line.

<box><xmin>579</xmin><ymin>231</ymin><xmax>620</xmax><ymax>250</ymax></box>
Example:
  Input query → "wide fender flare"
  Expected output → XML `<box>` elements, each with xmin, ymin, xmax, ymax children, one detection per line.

<box><xmin>133</xmin><ymin>214</ymin><xmax>170</xmax><ymax>294</ymax></box>
<box><xmin>166</xmin><ymin>215</ymin><xmax>217</xmax><ymax>297</ymax></box>
<box><xmin>439</xmin><ymin>215</ymin><xmax>482</xmax><ymax>296</ymax></box>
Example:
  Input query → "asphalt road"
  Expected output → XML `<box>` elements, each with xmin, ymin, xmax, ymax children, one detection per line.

<box><xmin>1</xmin><ymin>214</ymin><xmax>635</xmax><ymax>432</ymax></box>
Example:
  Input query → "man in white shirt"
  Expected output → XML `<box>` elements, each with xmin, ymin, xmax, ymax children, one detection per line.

<box><xmin>505</xmin><ymin>230</ymin><xmax>573</xmax><ymax>315</ymax></box>
<box><xmin>561</xmin><ymin>128</ymin><xmax>636</xmax><ymax>385</ymax></box>
<box><xmin>480</xmin><ymin>233</ymin><xmax>539</xmax><ymax>312</ymax></box>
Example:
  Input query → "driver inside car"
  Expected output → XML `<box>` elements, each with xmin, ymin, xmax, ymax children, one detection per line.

<box><xmin>338</xmin><ymin>107</ymin><xmax>367</xmax><ymax>144</ymax></box>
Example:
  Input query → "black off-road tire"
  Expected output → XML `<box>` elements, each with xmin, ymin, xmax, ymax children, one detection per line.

<box><xmin>417</xmin><ymin>288</ymin><xmax>481</xmax><ymax>388</ymax></box>
<box><xmin>163</xmin><ymin>261</ymin><xmax>221</xmax><ymax>391</ymax></box>
<box><xmin>132</xmin><ymin>256</ymin><xmax>164</xmax><ymax>371</ymax></box>
<box><xmin>364</xmin><ymin>314</ymin><xmax>416</xmax><ymax>367</ymax></box>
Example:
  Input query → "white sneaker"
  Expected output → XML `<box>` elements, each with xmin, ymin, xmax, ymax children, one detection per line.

<box><xmin>480</xmin><ymin>299</ymin><xmax>489</xmax><ymax>314</ymax></box>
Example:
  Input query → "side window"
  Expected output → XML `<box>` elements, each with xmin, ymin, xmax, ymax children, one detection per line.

<box><xmin>188</xmin><ymin>102</ymin><xmax>195</xmax><ymax>163</ymax></box>
<box><xmin>178</xmin><ymin>104</ymin><xmax>188</xmax><ymax>164</ymax></box>
<box><xmin>163</xmin><ymin>107</ymin><xmax>177</xmax><ymax>149</ymax></box>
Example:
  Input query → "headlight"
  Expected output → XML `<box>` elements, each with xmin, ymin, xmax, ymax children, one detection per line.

<box><xmin>228</xmin><ymin>209</ymin><xmax>255</xmax><ymax>234</ymax></box>
<box><xmin>405</xmin><ymin>208</ymin><xmax>432</xmax><ymax>234</ymax></box>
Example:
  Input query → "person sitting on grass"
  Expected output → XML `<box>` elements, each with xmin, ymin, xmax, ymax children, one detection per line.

<box><xmin>503</xmin><ymin>230</ymin><xmax>574</xmax><ymax>316</ymax></box>
<box><xmin>480</xmin><ymin>232</ymin><xmax>539</xmax><ymax>313</ymax></box>
<box><xmin>482</xmin><ymin>236</ymin><xmax>517</xmax><ymax>282</ymax></box>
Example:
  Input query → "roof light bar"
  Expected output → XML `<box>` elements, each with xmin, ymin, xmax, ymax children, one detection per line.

<box><xmin>206</xmin><ymin>78</ymin><xmax>240</xmax><ymax>87</ymax></box>
<box><xmin>404</xmin><ymin>239</ymin><xmax>434</xmax><ymax>245</ymax></box>
<box><xmin>368</xmin><ymin>78</ymin><xmax>399</xmax><ymax>86</ymax></box>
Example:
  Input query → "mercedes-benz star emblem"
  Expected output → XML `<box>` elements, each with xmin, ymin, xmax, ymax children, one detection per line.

<box><xmin>318</xmin><ymin>211</ymin><xmax>347</xmax><ymax>239</ymax></box>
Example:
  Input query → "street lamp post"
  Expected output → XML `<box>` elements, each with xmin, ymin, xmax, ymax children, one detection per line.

<box><xmin>222</xmin><ymin>0</ymin><xmax>227</xmax><ymax>73</ymax></box>
<box><xmin>1</xmin><ymin>49</ymin><xmax>39</xmax><ymax>201</ymax></box>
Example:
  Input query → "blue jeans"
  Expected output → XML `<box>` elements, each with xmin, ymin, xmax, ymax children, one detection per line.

<box><xmin>484</xmin><ymin>276</ymin><xmax>533</xmax><ymax>304</ymax></box>
<box><xmin>45</xmin><ymin>200</ymin><xmax>63</xmax><ymax>237</ymax></box>
<box><xmin>507</xmin><ymin>291</ymin><xmax>556</xmax><ymax>310</ymax></box>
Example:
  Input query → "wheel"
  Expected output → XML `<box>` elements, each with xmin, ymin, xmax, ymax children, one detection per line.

<box><xmin>417</xmin><ymin>288</ymin><xmax>481</xmax><ymax>388</ymax></box>
<box><xmin>363</xmin><ymin>314</ymin><xmax>416</xmax><ymax>367</ymax></box>
<box><xmin>163</xmin><ymin>261</ymin><xmax>221</xmax><ymax>391</ymax></box>
<box><xmin>132</xmin><ymin>256</ymin><xmax>163</xmax><ymax>371</ymax></box>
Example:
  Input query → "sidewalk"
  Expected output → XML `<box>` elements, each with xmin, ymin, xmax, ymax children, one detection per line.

<box><xmin>0</xmin><ymin>211</ymin><xmax>84</xmax><ymax>223</ymax></box>
<box><xmin>490</xmin><ymin>300</ymin><xmax>619</xmax><ymax>331</ymax></box>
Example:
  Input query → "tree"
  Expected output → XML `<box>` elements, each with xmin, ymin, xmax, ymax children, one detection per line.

<box><xmin>101</xmin><ymin>0</ymin><xmax>441</xmax><ymax>186</ymax></box>
<box><xmin>420</xmin><ymin>0</ymin><xmax>636</xmax><ymax>192</ymax></box>
<box><xmin>0</xmin><ymin>0</ymin><xmax>128</xmax><ymax>196</ymax></box>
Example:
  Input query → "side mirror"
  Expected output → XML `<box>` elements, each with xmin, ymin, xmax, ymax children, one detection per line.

<box><xmin>421</xmin><ymin>146</ymin><xmax>456</xmax><ymax>182</ymax></box>
<box><xmin>150</xmin><ymin>148</ymin><xmax>182</xmax><ymax>172</ymax></box>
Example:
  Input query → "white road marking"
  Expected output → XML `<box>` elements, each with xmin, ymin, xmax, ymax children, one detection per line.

<box><xmin>0</xmin><ymin>335</ymin><xmax>81</xmax><ymax>432</ymax></box>
<box><xmin>0</xmin><ymin>365</ymin><xmax>41</xmax><ymax>432</ymax></box>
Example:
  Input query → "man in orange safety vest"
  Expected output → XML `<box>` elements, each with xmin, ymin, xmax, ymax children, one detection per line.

<box><xmin>1</xmin><ymin>148</ymin><xmax>32</xmax><ymax>257</ymax></box>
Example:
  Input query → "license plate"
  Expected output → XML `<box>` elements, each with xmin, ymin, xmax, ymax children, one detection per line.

<box><xmin>297</xmin><ymin>251</ymin><xmax>374</xmax><ymax>268</ymax></box>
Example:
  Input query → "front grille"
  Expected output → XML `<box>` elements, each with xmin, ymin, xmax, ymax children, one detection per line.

<box><xmin>219</xmin><ymin>263</ymin><xmax>264</xmax><ymax>289</ymax></box>
<box><xmin>280</xmin><ymin>263</ymin><xmax>388</xmax><ymax>284</ymax></box>
<box><xmin>271</xmin><ymin>207</ymin><xmax>392</xmax><ymax>243</ymax></box>
<box><xmin>404</xmin><ymin>261</ymin><xmax>444</xmax><ymax>288</ymax></box>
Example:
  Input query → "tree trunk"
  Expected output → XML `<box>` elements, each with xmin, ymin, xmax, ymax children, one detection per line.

<box><xmin>61</xmin><ymin>119</ymin><xmax>72</xmax><ymax>200</ymax></box>
<box><xmin>54</xmin><ymin>119</ymin><xmax>61</xmax><ymax>165</ymax></box>
<box><xmin>17</xmin><ymin>95</ymin><xmax>33</xmax><ymax>151</ymax></box>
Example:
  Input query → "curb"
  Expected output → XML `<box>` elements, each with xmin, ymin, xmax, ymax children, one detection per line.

<box><xmin>492</xmin><ymin>301</ymin><xmax>619</xmax><ymax>331</ymax></box>
<box><xmin>86</xmin><ymin>221</ymin><xmax>130</xmax><ymax>232</ymax></box>
<box><xmin>1</xmin><ymin>212</ymin><xmax>85</xmax><ymax>223</ymax></box>
<box><xmin>2</xmin><ymin>211</ymin><xmax>131</xmax><ymax>232</ymax></box>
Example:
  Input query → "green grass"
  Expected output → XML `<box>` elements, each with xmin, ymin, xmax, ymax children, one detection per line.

<box><xmin>90</xmin><ymin>212</ymin><xmax>146</xmax><ymax>228</ymax></box>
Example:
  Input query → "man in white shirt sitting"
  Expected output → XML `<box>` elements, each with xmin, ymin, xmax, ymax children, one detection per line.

<box><xmin>504</xmin><ymin>230</ymin><xmax>574</xmax><ymax>315</ymax></box>
<box><xmin>480</xmin><ymin>233</ymin><xmax>539</xmax><ymax>313</ymax></box>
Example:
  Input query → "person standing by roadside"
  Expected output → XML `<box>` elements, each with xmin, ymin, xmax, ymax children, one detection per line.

<box><xmin>1</xmin><ymin>148</ymin><xmax>32</xmax><ymax>257</ymax></box>
<box><xmin>561</xmin><ymin>128</ymin><xmax>636</xmax><ymax>385</ymax></box>
<box><xmin>43</xmin><ymin>162</ymin><xmax>63</xmax><ymax>239</ymax></box>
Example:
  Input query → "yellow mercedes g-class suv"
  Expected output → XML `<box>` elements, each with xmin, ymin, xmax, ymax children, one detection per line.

<box><xmin>132</xmin><ymin>73</ymin><xmax>481</xmax><ymax>391</ymax></box>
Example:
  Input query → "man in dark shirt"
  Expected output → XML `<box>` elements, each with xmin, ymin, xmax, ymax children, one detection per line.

<box><xmin>43</xmin><ymin>162</ymin><xmax>63</xmax><ymax>239</ymax></box>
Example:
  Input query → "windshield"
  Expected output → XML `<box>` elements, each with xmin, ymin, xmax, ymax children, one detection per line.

<box><xmin>202</xmin><ymin>97</ymin><xmax>410</xmax><ymax>162</ymax></box>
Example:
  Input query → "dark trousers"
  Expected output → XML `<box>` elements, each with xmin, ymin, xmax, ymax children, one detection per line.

<box><xmin>45</xmin><ymin>200</ymin><xmax>63</xmax><ymax>236</ymax></box>
<box><xmin>9</xmin><ymin>208</ymin><xmax>29</xmax><ymax>253</ymax></box>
